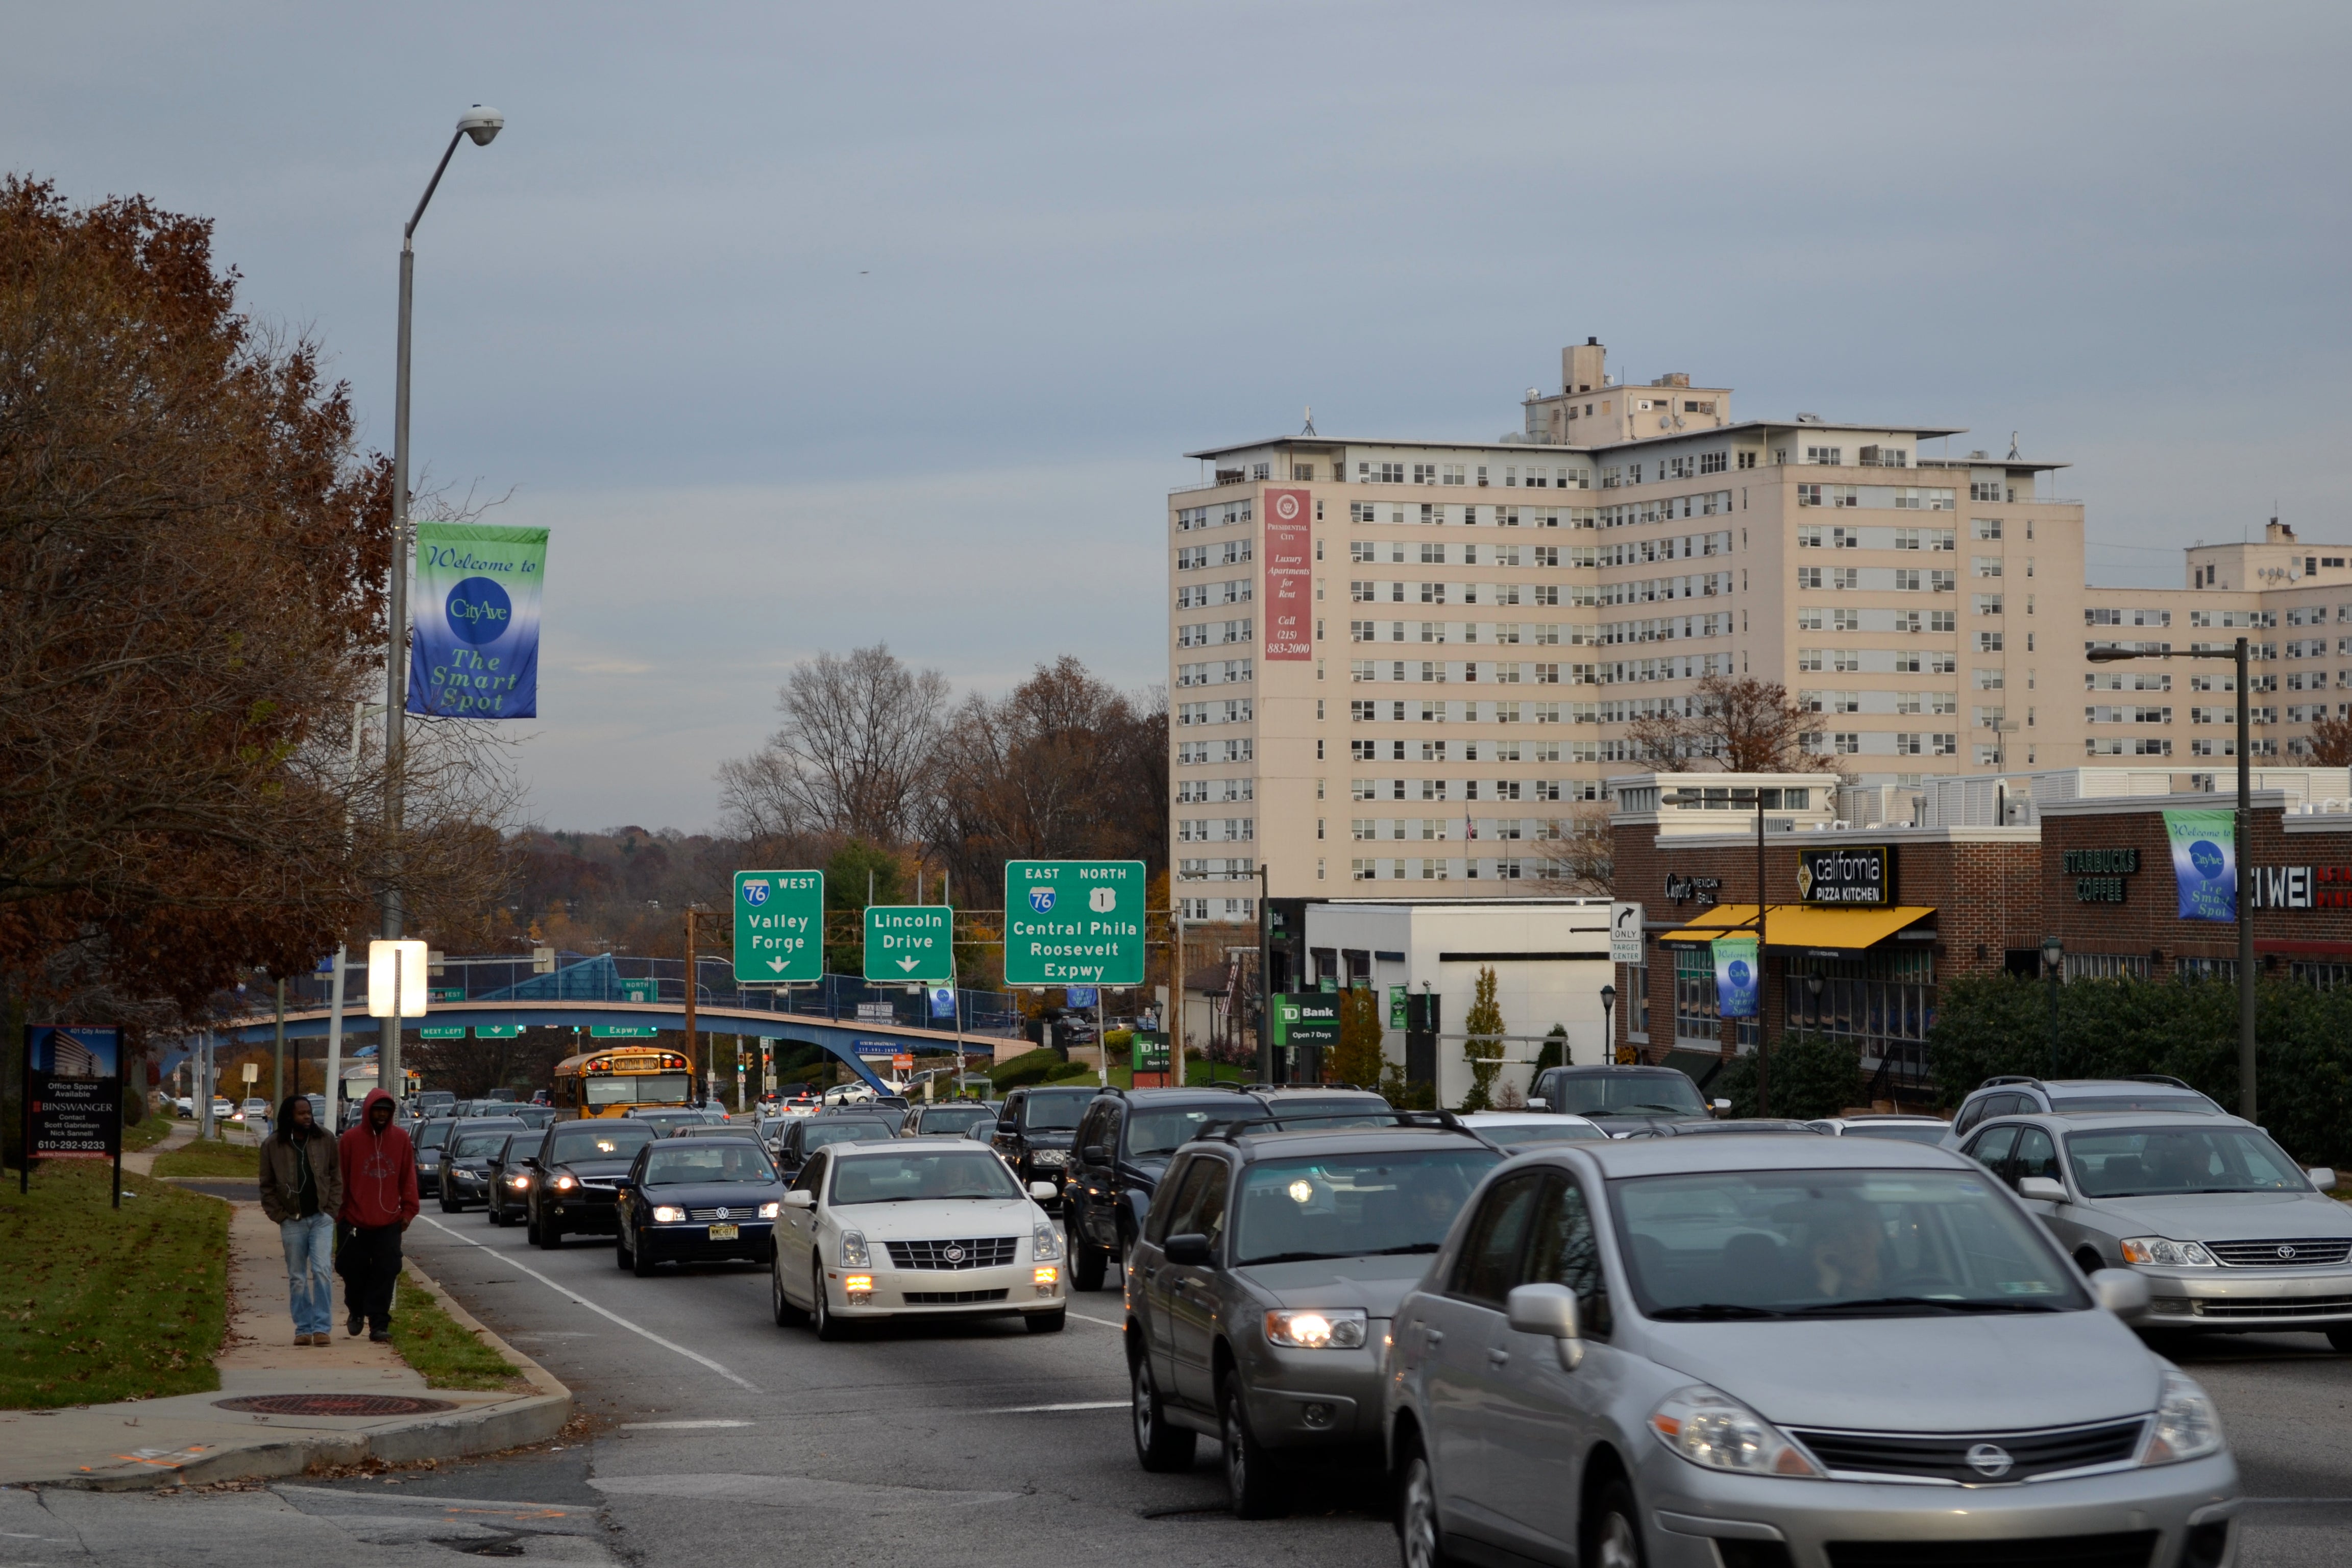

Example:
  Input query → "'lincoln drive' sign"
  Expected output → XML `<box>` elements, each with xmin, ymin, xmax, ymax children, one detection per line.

<box><xmin>1796</xmin><ymin>845</ymin><xmax>1894</xmax><ymax>906</ymax></box>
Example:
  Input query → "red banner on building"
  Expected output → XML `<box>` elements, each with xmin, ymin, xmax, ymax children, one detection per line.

<box><xmin>1262</xmin><ymin>487</ymin><xmax>1312</xmax><ymax>662</ymax></box>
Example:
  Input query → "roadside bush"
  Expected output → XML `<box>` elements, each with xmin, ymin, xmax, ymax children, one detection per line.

<box><xmin>1712</xmin><ymin>1032</ymin><xmax>1865</xmax><ymax>1121</ymax></box>
<box><xmin>989</xmin><ymin>1048</ymin><xmax>1097</xmax><ymax>1091</ymax></box>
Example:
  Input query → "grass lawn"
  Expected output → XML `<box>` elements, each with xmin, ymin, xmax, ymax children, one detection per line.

<box><xmin>1184</xmin><ymin>1059</ymin><xmax>1253</xmax><ymax>1087</ymax></box>
<box><xmin>121</xmin><ymin>1116</ymin><xmax>178</xmax><ymax>1154</ymax></box>
<box><xmin>151</xmin><ymin>1138</ymin><xmax>264</xmax><ymax>1179</ymax></box>
<box><xmin>0</xmin><ymin>1164</ymin><xmax>229</xmax><ymax>1409</ymax></box>
<box><xmin>390</xmin><ymin>1273</ymin><xmax>525</xmax><ymax>1391</ymax></box>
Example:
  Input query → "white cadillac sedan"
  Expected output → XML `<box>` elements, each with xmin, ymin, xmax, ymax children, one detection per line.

<box><xmin>770</xmin><ymin>1141</ymin><xmax>1067</xmax><ymax>1339</ymax></box>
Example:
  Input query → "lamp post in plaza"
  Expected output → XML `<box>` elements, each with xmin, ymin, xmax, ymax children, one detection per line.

<box><xmin>2085</xmin><ymin>636</ymin><xmax>2255</xmax><ymax>1117</ymax></box>
<box><xmin>378</xmin><ymin>104</ymin><xmax>504</xmax><ymax>1099</ymax></box>
<box><xmin>2040</xmin><ymin>934</ymin><xmax>2063</xmax><ymax>1075</ymax></box>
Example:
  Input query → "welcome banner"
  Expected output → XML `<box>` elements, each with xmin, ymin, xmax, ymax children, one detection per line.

<box><xmin>408</xmin><ymin>522</ymin><xmax>548</xmax><ymax>718</ymax></box>
<box><xmin>1711</xmin><ymin>934</ymin><xmax>1759</xmax><ymax>1019</ymax></box>
<box><xmin>2164</xmin><ymin>808</ymin><xmax>2238</xmax><ymax>922</ymax></box>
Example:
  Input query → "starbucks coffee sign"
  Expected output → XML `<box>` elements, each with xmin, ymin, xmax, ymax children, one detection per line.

<box><xmin>1796</xmin><ymin>845</ymin><xmax>1895</xmax><ymax>906</ymax></box>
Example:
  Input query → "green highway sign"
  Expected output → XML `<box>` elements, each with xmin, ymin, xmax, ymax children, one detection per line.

<box><xmin>592</xmin><ymin>1024</ymin><xmax>660</xmax><ymax>1039</ymax></box>
<box><xmin>619</xmin><ymin>977</ymin><xmax>656</xmax><ymax>1003</ymax></box>
<box><xmin>864</xmin><ymin>905</ymin><xmax>954</xmax><ymax>983</ymax></box>
<box><xmin>733</xmin><ymin>869</ymin><xmax>824</xmax><ymax>984</ymax></box>
<box><xmin>474</xmin><ymin>1022</ymin><xmax>519</xmax><ymax>1039</ymax></box>
<box><xmin>1003</xmin><ymin>859</ymin><xmax>1147</xmax><ymax>987</ymax></box>
<box><xmin>420</xmin><ymin>1025</ymin><xmax>467</xmax><ymax>1040</ymax></box>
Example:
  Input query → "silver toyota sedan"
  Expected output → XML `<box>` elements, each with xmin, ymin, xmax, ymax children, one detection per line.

<box><xmin>1957</xmin><ymin>1108</ymin><xmax>2350</xmax><ymax>1345</ymax></box>
<box><xmin>1383</xmin><ymin>1134</ymin><xmax>2238</xmax><ymax>1568</ymax></box>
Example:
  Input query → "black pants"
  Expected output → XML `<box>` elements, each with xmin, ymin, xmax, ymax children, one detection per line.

<box><xmin>339</xmin><ymin>1221</ymin><xmax>402</xmax><ymax>1332</ymax></box>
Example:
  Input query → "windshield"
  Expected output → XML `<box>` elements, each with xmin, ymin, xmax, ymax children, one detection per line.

<box><xmin>644</xmin><ymin>1145</ymin><xmax>777</xmax><ymax>1184</ymax></box>
<box><xmin>1020</xmin><ymin>1094</ymin><xmax>1090</xmax><ymax>1132</ymax></box>
<box><xmin>803</xmin><ymin>1121</ymin><xmax>894</xmax><ymax>1152</ymax></box>
<box><xmin>587</xmin><ymin>1074</ymin><xmax>690</xmax><ymax>1107</ymax></box>
<box><xmin>917</xmin><ymin>1107</ymin><xmax>994</xmax><ymax>1136</ymax></box>
<box><xmin>2068</xmin><ymin>1126</ymin><xmax>2309</xmax><ymax>1197</ymax></box>
<box><xmin>1130</xmin><ymin>1108</ymin><xmax>1218</xmax><ymax>1156</ymax></box>
<box><xmin>416</xmin><ymin>1123</ymin><xmax>452</xmax><ymax>1150</ymax></box>
<box><xmin>1483</xmin><ymin>1122</ymin><xmax>1608</xmax><ymax>1147</ymax></box>
<box><xmin>2051</xmin><ymin>1093</ymin><xmax>2222</xmax><ymax>1116</ymax></box>
<box><xmin>1552</xmin><ymin>1073</ymin><xmax>1707</xmax><ymax>1118</ymax></box>
<box><xmin>1613</xmin><ymin>1168</ymin><xmax>2087</xmax><ymax>1319</ymax></box>
<box><xmin>551</xmin><ymin>1126</ymin><xmax>654</xmax><ymax>1162</ymax></box>
<box><xmin>1231</xmin><ymin>1148</ymin><xmax>1501</xmax><ymax>1265</ymax></box>
<box><xmin>1840</xmin><ymin>1122</ymin><xmax>1951</xmax><ymax>1146</ymax></box>
<box><xmin>830</xmin><ymin>1150</ymin><xmax>1023</xmax><ymax>1205</ymax></box>
<box><xmin>451</xmin><ymin>1130</ymin><xmax>511</xmax><ymax>1158</ymax></box>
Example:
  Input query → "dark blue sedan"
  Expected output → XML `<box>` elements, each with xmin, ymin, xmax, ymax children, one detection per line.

<box><xmin>616</xmin><ymin>1136</ymin><xmax>786</xmax><ymax>1276</ymax></box>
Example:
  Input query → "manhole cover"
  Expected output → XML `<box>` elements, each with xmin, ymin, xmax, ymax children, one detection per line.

<box><xmin>213</xmin><ymin>1393</ymin><xmax>458</xmax><ymax>1417</ymax></box>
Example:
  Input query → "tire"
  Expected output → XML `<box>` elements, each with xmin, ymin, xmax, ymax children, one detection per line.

<box><xmin>2329</xmin><ymin>1326</ymin><xmax>2352</xmax><ymax>1355</ymax></box>
<box><xmin>1397</xmin><ymin>1437</ymin><xmax>1452</xmax><ymax>1568</ymax></box>
<box><xmin>614</xmin><ymin>1227</ymin><xmax>634</xmax><ymax>1271</ymax></box>
<box><xmin>1025</xmin><ymin>1307</ymin><xmax>1067</xmax><ymax>1334</ymax></box>
<box><xmin>523</xmin><ymin>1210</ymin><xmax>541</xmax><ymax>1245</ymax></box>
<box><xmin>1581</xmin><ymin>1474</ymin><xmax>1646</xmax><ymax>1568</ymax></box>
<box><xmin>812</xmin><ymin>1264</ymin><xmax>852</xmax><ymax>1341</ymax></box>
<box><xmin>1072</xmin><ymin>1242</ymin><xmax>1107</xmax><ymax>1293</ymax></box>
<box><xmin>439</xmin><ymin>1193</ymin><xmax>457</xmax><ymax>1213</ymax></box>
<box><xmin>2075</xmin><ymin>1247</ymin><xmax>2104</xmax><ymax>1277</ymax></box>
<box><xmin>487</xmin><ymin>1203</ymin><xmax>507</xmax><ymax>1227</ymax></box>
<box><xmin>1220</xmin><ymin>1375</ymin><xmax>1287</xmax><ymax>1518</ymax></box>
<box><xmin>539</xmin><ymin>1216</ymin><xmax>563</xmax><ymax>1250</ymax></box>
<box><xmin>1131</xmin><ymin>1354</ymin><xmax>1196</xmax><ymax>1472</ymax></box>
<box><xmin>772</xmin><ymin>1258</ymin><xmax>807</xmax><ymax>1327</ymax></box>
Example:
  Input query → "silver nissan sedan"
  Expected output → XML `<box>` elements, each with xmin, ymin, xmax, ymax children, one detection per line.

<box><xmin>1383</xmin><ymin>1133</ymin><xmax>2238</xmax><ymax>1568</ymax></box>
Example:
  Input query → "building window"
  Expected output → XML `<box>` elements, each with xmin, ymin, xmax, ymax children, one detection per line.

<box><xmin>1673</xmin><ymin>949</ymin><xmax>1719</xmax><ymax>1047</ymax></box>
<box><xmin>1783</xmin><ymin>951</ymin><xmax>1934</xmax><ymax>1088</ymax></box>
<box><xmin>1627</xmin><ymin>962</ymin><xmax>1650</xmax><ymax>1045</ymax></box>
<box><xmin>2062</xmin><ymin>953</ymin><xmax>2149</xmax><ymax>983</ymax></box>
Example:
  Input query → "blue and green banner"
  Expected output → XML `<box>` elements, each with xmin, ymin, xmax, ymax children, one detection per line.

<box><xmin>408</xmin><ymin>522</ymin><xmax>548</xmax><ymax>718</ymax></box>
<box><xmin>2165</xmin><ymin>808</ymin><xmax>2237</xmax><ymax>922</ymax></box>
<box><xmin>1712</xmin><ymin>934</ymin><xmax>1759</xmax><ymax>1019</ymax></box>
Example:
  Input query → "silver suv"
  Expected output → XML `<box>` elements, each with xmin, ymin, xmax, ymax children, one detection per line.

<box><xmin>1947</xmin><ymin>1075</ymin><xmax>2222</xmax><ymax>1144</ymax></box>
<box><xmin>1384</xmin><ymin>1135</ymin><xmax>2238</xmax><ymax>1568</ymax></box>
<box><xmin>1958</xmin><ymin>1107</ymin><xmax>2350</xmax><ymax>1346</ymax></box>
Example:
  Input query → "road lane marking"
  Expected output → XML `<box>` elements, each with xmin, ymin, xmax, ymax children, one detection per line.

<box><xmin>977</xmin><ymin>1400</ymin><xmax>1125</xmax><ymax>1413</ymax></box>
<box><xmin>417</xmin><ymin>1215</ymin><xmax>758</xmax><ymax>1391</ymax></box>
<box><xmin>1067</xmin><ymin>1310</ymin><xmax>1122</xmax><ymax>1330</ymax></box>
<box><xmin>622</xmin><ymin>1419</ymin><xmax>754</xmax><ymax>1429</ymax></box>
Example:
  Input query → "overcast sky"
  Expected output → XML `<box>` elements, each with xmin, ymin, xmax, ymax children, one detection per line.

<box><xmin>10</xmin><ymin>2</ymin><xmax>2348</xmax><ymax>830</ymax></box>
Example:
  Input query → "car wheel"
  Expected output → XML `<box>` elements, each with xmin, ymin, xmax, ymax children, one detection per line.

<box><xmin>487</xmin><ymin>1203</ymin><xmax>506</xmax><ymax>1227</ymax></box>
<box><xmin>1072</xmin><ymin>1241</ymin><xmax>1107</xmax><ymax>1293</ymax></box>
<box><xmin>812</xmin><ymin>1264</ymin><xmax>852</xmax><ymax>1341</ymax></box>
<box><xmin>2329</xmin><ymin>1326</ymin><xmax>2352</xmax><ymax>1355</ymax></box>
<box><xmin>772</xmin><ymin>1257</ymin><xmax>807</xmax><ymax>1327</ymax></box>
<box><xmin>439</xmin><ymin>1193</ymin><xmax>456</xmax><ymax>1213</ymax></box>
<box><xmin>1398</xmin><ymin>1438</ymin><xmax>1452</xmax><ymax>1568</ymax></box>
<box><xmin>630</xmin><ymin>1234</ymin><xmax>655</xmax><ymax>1278</ymax></box>
<box><xmin>2074</xmin><ymin>1246</ymin><xmax>2104</xmax><ymax>1277</ymax></box>
<box><xmin>1131</xmin><ymin>1354</ymin><xmax>1196</xmax><ymax>1472</ymax></box>
<box><xmin>1025</xmin><ymin>1307</ymin><xmax>1067</xmax><ymax>1334</ymax></box>
<box><xmin>1582</xmin><ymin>1474</ymin><xmax>1646</xmax><ymax>1568</ymax></box>
<box><xmin>523</xmin><ymin>1209</ymin><xmax>542</xmax><ymax>1246</ymax></box>
<box><xmin>1220</xmin><ymin>1376</ymin><xmax>1286</xmax><ymax>1518</ymax></box>
<box><xmin>539</xmin><ymin>1215</ymin><xmax>563</xmax><ymax>1250</ymax></box>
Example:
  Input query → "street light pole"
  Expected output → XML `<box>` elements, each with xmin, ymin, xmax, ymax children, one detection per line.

<box><xmin>2086</xmin><ymin>634</ymin><xmax>2256</xmax><ymax>1118</ymax></box>
<box><xmin>379</xmin><ymin>103</ymin><xmax>503</xmax><ymax>1112</ymax></box>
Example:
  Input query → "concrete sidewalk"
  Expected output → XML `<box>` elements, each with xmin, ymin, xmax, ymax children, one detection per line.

<box><xmin>0</xmin><ymin>1145</ymin><xmax>570</xmax><ymax>1490</ymax></box>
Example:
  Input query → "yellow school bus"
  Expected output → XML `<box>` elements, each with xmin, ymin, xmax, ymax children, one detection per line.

<box><xmin>551</xmin><ymin>1048</ymin><xmax>692</xmax><ymax>1119</ymax></box>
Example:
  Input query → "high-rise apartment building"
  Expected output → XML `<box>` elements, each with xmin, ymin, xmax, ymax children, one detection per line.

<box><xmin>1167</xmin><ymin>340</ymin><xmax>2346</xmax><ymax>912</ymax></box>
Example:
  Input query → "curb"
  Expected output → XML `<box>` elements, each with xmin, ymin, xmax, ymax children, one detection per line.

<box><xmin>39</xmin><ymin>1258</ymin><xmax>571</xmax><ymax>1491</ymax></box>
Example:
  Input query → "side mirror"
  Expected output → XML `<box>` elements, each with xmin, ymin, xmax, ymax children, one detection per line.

<box><xmin>2308</xmin><ymin>1167</ymin><xmax>2338</xmax><ymax>1192</ymax></box>
<box><xmin>1711</xmin><ymin>1098</ymin><xmax>1733</xmax><ymax>1114</ymax></box>
<box><xmin>2018</xmin><ymin>1176</ymin><xmax>2068</xmax><ymax>1204</ymax></box>
<box><xmin>2087</xmin><ymin>1267</ymin><xmax>2150</xmax><ymax>1319</ymax></box>
<box><xmin>1029</xmin><ymin>1181</ymin><xmax>1059</xmax><ymax>1202</ymax></box>
<box><xmin>782</xmin><ymin>1190</ymin><xmax>816</xmax><ymax>1210</ymax></box>
<box><xmin>1163</xmin><ymin>1233</ymin><xmax>1213</xmax><ymax>1267</ymax></box>
<box><xmin>1505</xmin><ymin>1283</ymin><xmax>1584</xmax><ymax>1370</ymax></box>
<box><xmin>1526</xmin><ymin>1097</ymin><xmax>1548</xmax><ymax>1111</ymax></box>
<box><xmin>1083</xmin><ymin>1144</ymin><xmax>1109</xmax><ymax>1163</ymax></box>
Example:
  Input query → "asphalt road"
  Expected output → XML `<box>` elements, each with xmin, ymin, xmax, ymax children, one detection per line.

<box><xmin>10</xmin><ymin>1209</ymin><xmax>2352</xmax><ymax>1567</ymax></box>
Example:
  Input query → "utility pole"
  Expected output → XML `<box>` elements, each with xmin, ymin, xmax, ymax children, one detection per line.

<box><xmin>682</xmin><ymin>907</ymin><xmax>700</xmax><ymax>1106</ymax></box>
<box><xmin>273</xmin><ymin>978</ymin><xmax>287</xmax><ymax>1110</ymax></box>
<box><xmin>1256</xmin><ymin>864</ymin><xmax>1272</xmax><ymax>1084</ymax></box>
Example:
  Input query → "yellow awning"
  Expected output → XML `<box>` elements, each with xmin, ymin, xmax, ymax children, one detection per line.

<box><xmin>1658</xmin><ymin>904</ymin><xmax>1932</xmax><ymax>950</ymax></box>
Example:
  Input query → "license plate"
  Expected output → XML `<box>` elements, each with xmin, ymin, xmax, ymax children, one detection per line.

<box><xmin>708</xmin><ymin>1223</ymin><xmax>738</xmax><ymax>1241</ymax></box>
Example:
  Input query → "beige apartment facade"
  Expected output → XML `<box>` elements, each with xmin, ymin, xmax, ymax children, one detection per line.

<box><xmin>1168</xmin><ymin>341</ymin><xmax>2348</xmax><ymax>913</ymax></box>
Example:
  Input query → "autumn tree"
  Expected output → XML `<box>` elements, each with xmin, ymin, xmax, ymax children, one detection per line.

<box><xmin>718</xmin><ymin>643</ymin><xmax>948</xmax><ymax>846</ymax></box>
<box><xmin>2308</xmin><ymin>711</ymin><xmax>2352</xmax><ymax>768</ymax></box>
<box><xmin>1329</xmin><ymin>985</ymin><xmax>1387</xmax><ymax>1089</ymax></box>
<box><xmin>1625</xmin><ymin>674</ymin><xmax>1845</xmax><ymax>776</ymax></box>
<box><xmin>1460</xmin><ymin>965</ymin><xmax>1507</xmax><ymax>1112</ymax></box>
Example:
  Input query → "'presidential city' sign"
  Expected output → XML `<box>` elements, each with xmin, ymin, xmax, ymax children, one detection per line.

<box><xmin>1003</xmin><ymin>860</ymin><xmax>1146</xmax><ymax>987</ymax></box>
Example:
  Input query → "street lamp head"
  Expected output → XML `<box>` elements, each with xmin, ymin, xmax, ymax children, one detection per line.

<box><xmin>2085</xmin><ymin>647</ymin><xmax>2137</xmax><ymax>663</ymax></box>
<box><xmin>2042</xmin><ymin>935</ymin><xmax>2064</xmax><ymax>967</ymax></box>
<box><xmin>1599</xmin><ymin>984</ymin><xmax>1616</xmax><ymax>1006</ymax></box>
<box><xmin>458</xmin><ymin>104</ymin><xmax>505</xmax><ymax>146</ymax></box>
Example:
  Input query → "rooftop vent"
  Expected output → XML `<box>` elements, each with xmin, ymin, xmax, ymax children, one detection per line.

<box><xmin>1795</xmin><ymin>412</ymin><xmax>1823</xmax><ymax>424</ymax></box>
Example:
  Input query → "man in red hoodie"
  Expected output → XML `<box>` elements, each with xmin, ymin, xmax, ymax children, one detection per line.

<box><xmin>338</xmin><ymin>1088</ymin><xmax>420</xmax><ymax>1341</ymax></box>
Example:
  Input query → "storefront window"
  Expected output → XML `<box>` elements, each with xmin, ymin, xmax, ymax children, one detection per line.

<box><xmin>1783</xmin><ymin>950</ymin><xmax>1935</xmax><ymax>1087</ymax></box>
<box><xmin>2062</xmin><ymin>953</ymin><xmax>2149</xmax><ymax>982</ymax></box>
<box><xmin>2177</xmin><ymin>957</ymin><xmax>2238</xmax><ymax>984</ymax></box>
<box><xmin>1675</xmin><ymin>949</ymin><xmax>1759</xmax><ymax>1052</ymax></box>
<box><xmin>1627</xmin><ymin>962</ymin><xmax>1650</xmax><ymax>1042</ymax></box>
<box><xmin>2292</xmin><ymin>961</ymin><xmax>2352</xmax><ymax>990</ymax></box>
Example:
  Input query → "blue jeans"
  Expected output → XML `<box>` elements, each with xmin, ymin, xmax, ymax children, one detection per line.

<box><xmin>280</xmin><ymin>1212</ymin><xmax>335</xmax><ymax>1336</ymax></box>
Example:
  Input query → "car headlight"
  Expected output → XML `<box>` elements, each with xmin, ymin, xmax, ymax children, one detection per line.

<box><xmin>1030</xmin><ymin>1148</ymin><xmax>1068</xmax><ymax>1166</ymax></box>
<box><xmin>839</xmin><ymin>1230</ymin><xmax>872</xmax><ymax>1267</ymax></box>
<box><xmin>758</xmin><ymin>1201</ymin><xmax>781</xmax><ymax>1219</ymax></box>
<box><xmin>1032</xmin><ymin>1223</ymin><xmax>1064</xmax><ymax>1262</ymax></box>
<box><xmin>1648</xmin><ymin>1386</ymin><xmax>1822</xmax><ymax>1478</ymax></box>
<box><xmin>2121</xmin><ymin>1237</ymin><xmax>2218</xmax><ymax>1267</ymax></box>
<box><xmin>552</xmin><ymin>1173</ymin><xmax>576</xmax><ymax>1190</ymax></box>
<box><xmin>1264</xmin><ymin>1308</ymin><xmax>1368</xmax><ymax>1350</ymax></box>
<box><xmin>652</xmin><ymin>1205</ymin><xmax>684</xmax><ymax>1223</ymax></box>
<box><xmin>2142</xmin><ymin>1370</ymin><xmax>2224</xmax><ymax>1465</ymax></box>
<box><xmin>508</xmin><ymin>1174</ymin><xmax>530</xmax><ymax>1188</ymax></box>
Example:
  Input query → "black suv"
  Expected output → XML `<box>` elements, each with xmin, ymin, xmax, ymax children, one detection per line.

<box><xmin>523</xmin><ymin>1117</ymin><xmax>658</xmax><ymax>1246</ymax></box>
<box><xmin>1528</xmin><ymin>1064</ymin><xmax>1721</xmax><ymax>1137</ymax></box>
<box><xmin>991</xmin><ymin>1084</ymin><xmax>1099</xmax><ymax>1210</ymax></box>
<box><xmin>1065</xmin><ymin>1087</ymin><xmax>1256</xmax><ymax>1290</ymax></box>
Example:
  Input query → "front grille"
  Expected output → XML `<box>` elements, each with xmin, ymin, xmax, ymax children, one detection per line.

<box><xmin>1787</xmin><ymin>1418</ymin><xmax>2145</xmax><ymax>1485</ymax></box>
<box><xmin>1827</xmin><ymin>1531</ymin><xmax>2155</xmax><ymax>1568</ymax></box>
<box><xmin>687</xmin><ymin>1206</ymin><xmax>764</xmax><ymax>1222</ymax></box>
<box><xmin>2206</xmin><ymin>1237</ymin><xmax>2352</xmax><ymax>1267</ymax></box>
<box><xmin>902</xmin><ymin>1288</ymin><xmax>1010</xmax><ymax>1305</ymax></box>
<box><xmin>2193</xmin><ymin>1293</ymin><xmax>2352</xmax><ymax>1318</ymax></box>
<box><xmin>884</xmin><ymin>1236</ymin><xmax>1018</xmax><ymax>1270</ymax></box>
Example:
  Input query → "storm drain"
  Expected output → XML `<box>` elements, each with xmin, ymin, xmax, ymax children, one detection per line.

<box><xmin>213</xmin><ymin>1393</ymin><xmax>458</xmax><ymax>1417</ymax></box>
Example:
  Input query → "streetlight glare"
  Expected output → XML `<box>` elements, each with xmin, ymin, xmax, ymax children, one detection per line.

<box><xmin>459</xmin><ymin>104</ymin><xmax>505</xmax><ymax>146</ymax></box>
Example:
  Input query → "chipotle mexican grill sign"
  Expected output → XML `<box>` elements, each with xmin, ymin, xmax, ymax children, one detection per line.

<box><xmin>1796</xmin><ymin>845</ymin><xmax>1894</xmax><ymax>906</ymax></box>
